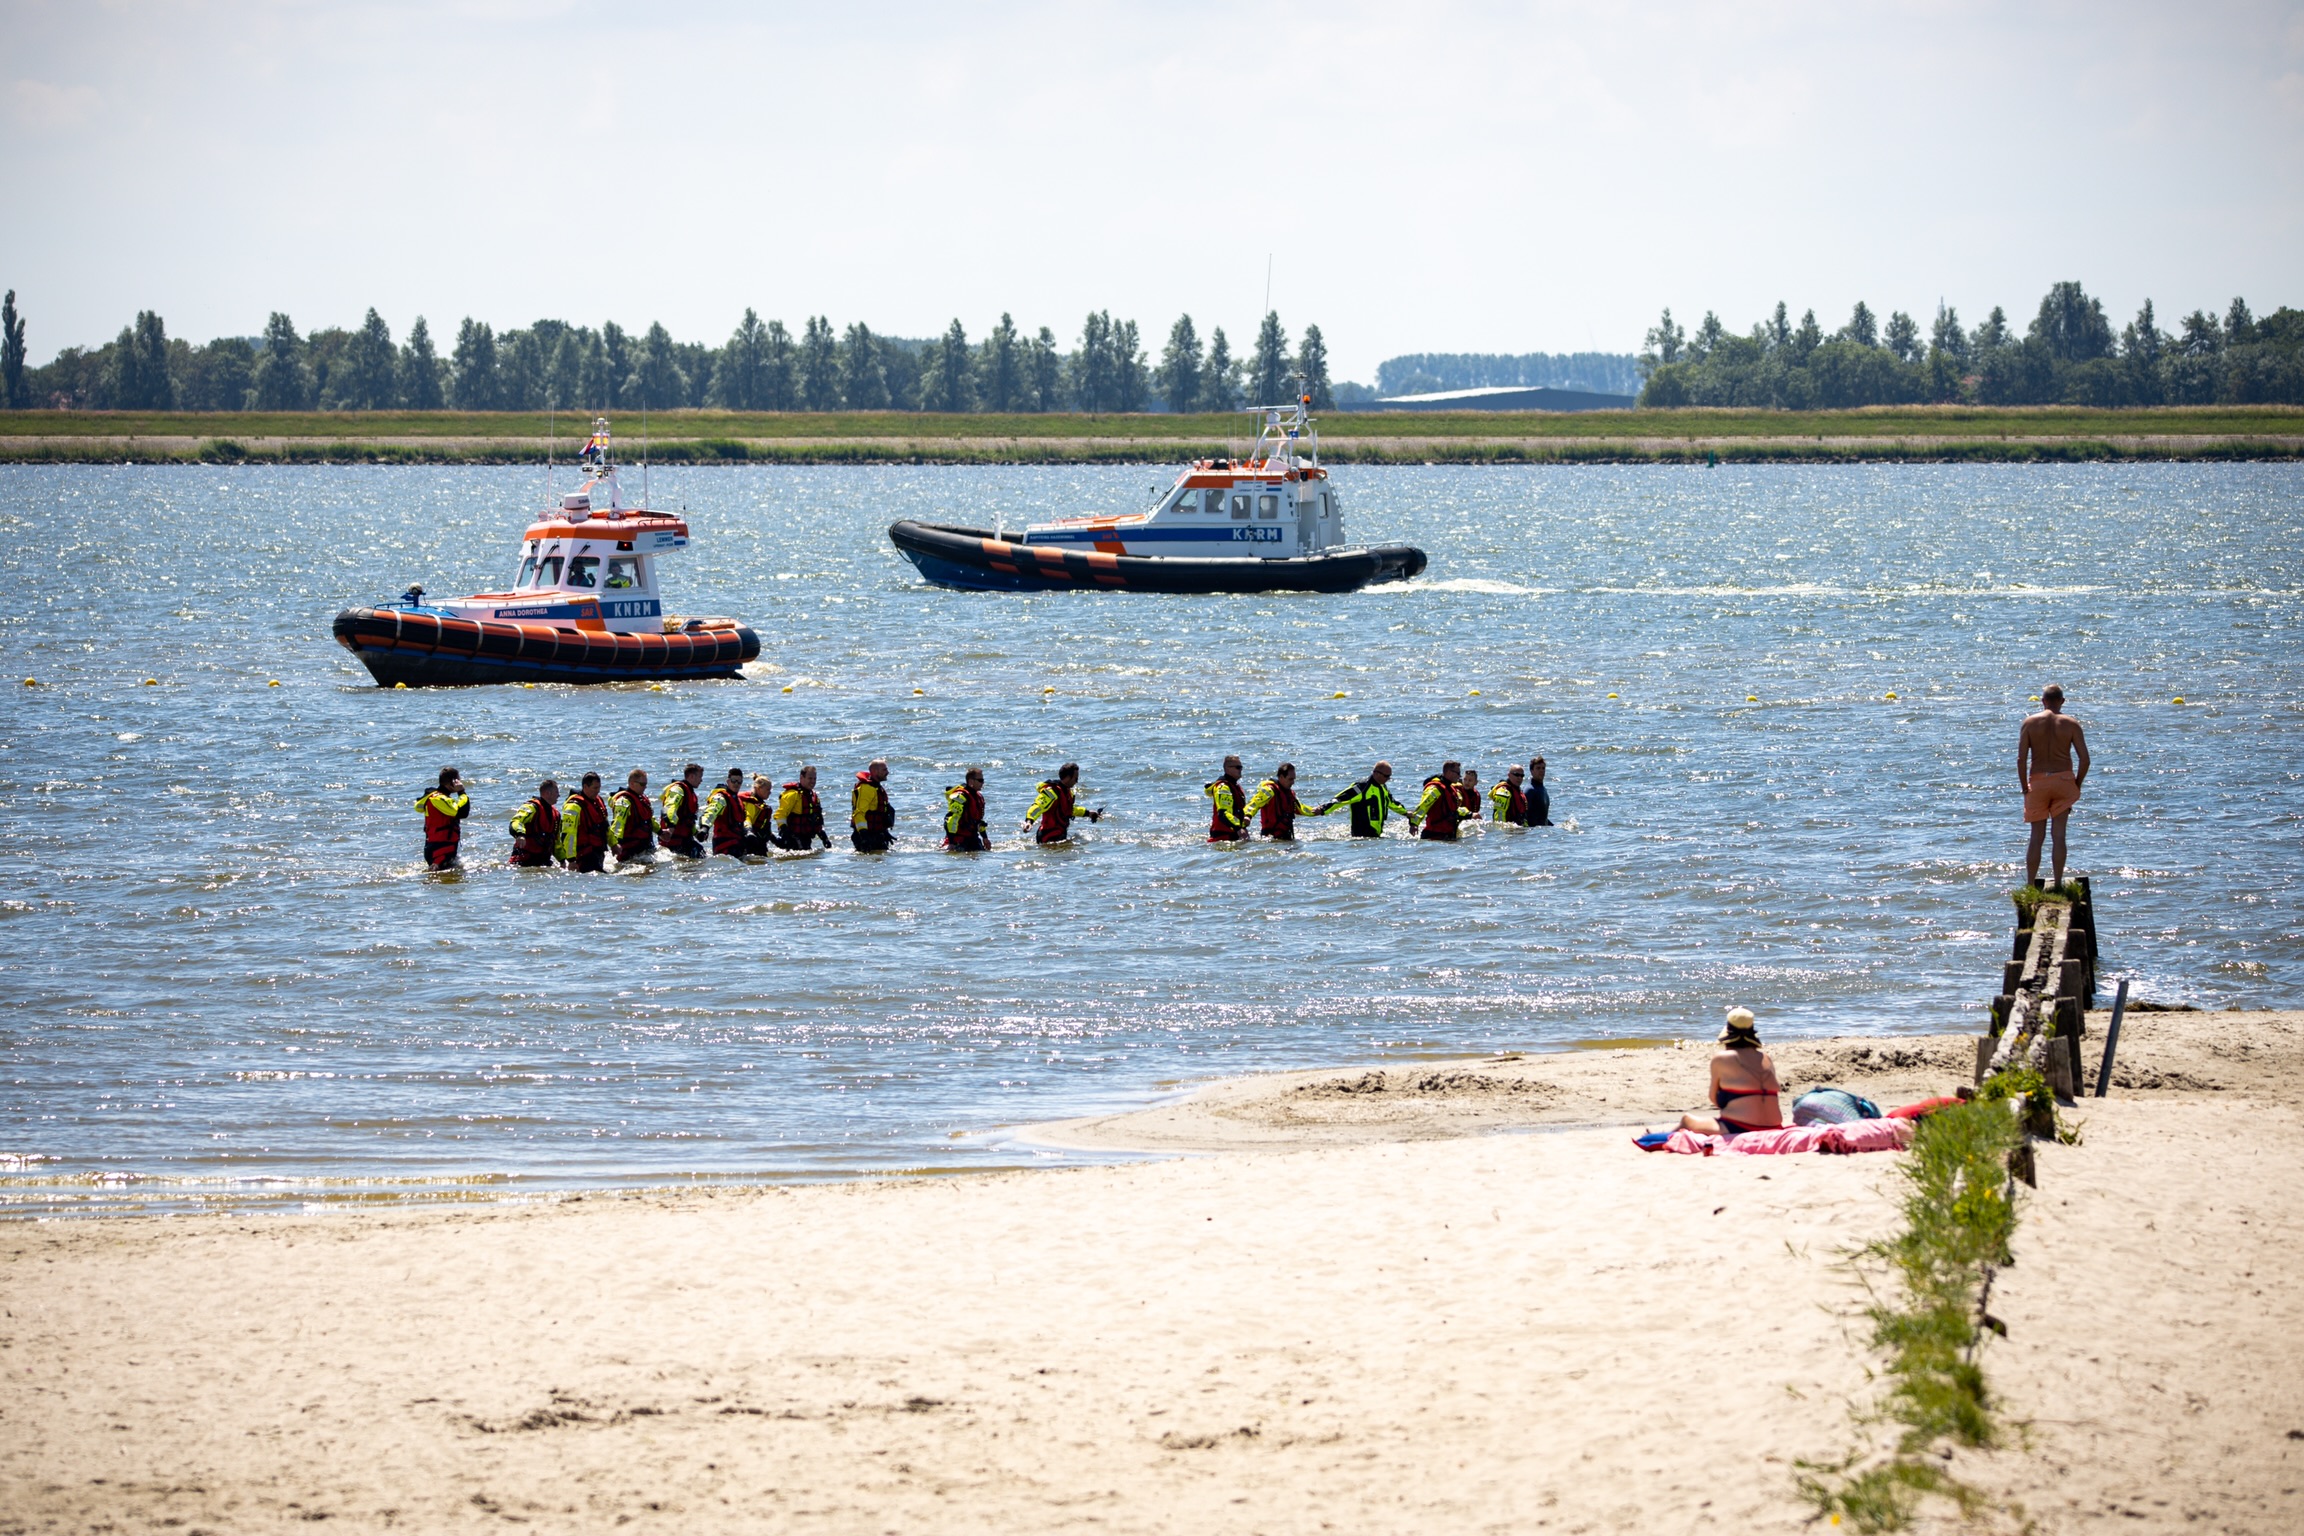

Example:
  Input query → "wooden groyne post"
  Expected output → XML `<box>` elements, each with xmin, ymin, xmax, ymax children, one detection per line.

<box><xmin>1977</xmin><ymin>877</ymin><xmax>2099</xmax><ymax>1109</ymax></box>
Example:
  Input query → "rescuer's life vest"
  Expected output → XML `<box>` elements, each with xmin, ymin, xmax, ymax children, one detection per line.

<box><xmin>1250</xmin><ymin>778</ymin><xmax>1300</xmax><ymax>839</ymax></box>
<box><xmin>508</xmin><ymin>795</ymin><xmax>561</xmax><ymax>867</ymax></box>
<box><xmin>852</xmin><ymin>772</ymin><xmax>894</xmax><ymax>833</ymax></box>
<box><xmin>416</xmin><ymin>788</ymin><xmax>470</xmax><ymax>869</ymax></box>
<box><xmin>558</xmin><ymin>789</ymin><xmax>609</xmax><ymax>866</ymax></box>
<box><xmin>704</xmin><ymin>784</ymin><xmax>746</xmax><ymax>857</ymax></box>
<box><xmin>740</xmin><ymin>790</ymin><xmax>771</xmax><ymax>855</ymax></box>
<box><xmin>1205</xmin><ymin>776</ymin><xmax>1246</xmax><ymax>841</ymax></box>
<box><xmin>1490</xmin><ymin>781</ymin><xmax>1530</xmax><ymax>826</ymax></box>
<box><xmin>1418</xmin><ymin>776</ymin><xmax>1462</xmax><ymax>841</ymax></box>
<box><xmin>944</xmin><ymin>783</ymin><xmax>989</xmax><ymax>851</ymax></box>
<box><xmin>776</xmin><ymin>781</ymin><xmax>826</xmax><ymax>849</ymax></box>
<box><xmin>659</xmin><ymin>780</ymin><xmax>702</xmax><ymax>856</ymax></box>
<box><xmin>1022</xmin><ymin>778</ymin><xmax>1078</xmax><ymax>844</ymax></box>
<box><xmin>608</xmin><ymin>787</ymin><xmax>655</xmax><ymax>859</ymax></box>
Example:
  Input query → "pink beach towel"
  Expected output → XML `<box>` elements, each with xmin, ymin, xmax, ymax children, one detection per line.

<box><xmin>1638</xmin><ymin>1119</ymin><xmax>1913</xmax><ymax>1156</ymax></box>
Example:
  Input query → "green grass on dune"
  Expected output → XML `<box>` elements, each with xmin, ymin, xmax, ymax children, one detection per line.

<box><xmin>4</xmin><ymin>403</ymin><xmax>2301</xmax><ymax>443</ymax></box>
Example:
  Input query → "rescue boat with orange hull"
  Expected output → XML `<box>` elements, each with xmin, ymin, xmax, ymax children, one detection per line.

<box><xmin>888</xmin><ymin>394</ymin><xmax>1425</xmax><ymax>594</ymax></box>
<box><xmin>332</xmin><ymin>418</ymin><xmax>760</xmax><ymax>687</ymax></box>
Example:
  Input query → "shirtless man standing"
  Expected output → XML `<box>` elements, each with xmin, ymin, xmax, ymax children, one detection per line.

<box><xmin>2018</xmin><ymin>683</ymin><xmax>2091</xmax><ymax>888</ymax></box>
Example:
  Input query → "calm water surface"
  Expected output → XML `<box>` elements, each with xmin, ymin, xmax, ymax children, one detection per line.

<box><xmin>2</xmin><ymin>462</ymin><xmax>2298</xmax><ymax>1213</ymax></box>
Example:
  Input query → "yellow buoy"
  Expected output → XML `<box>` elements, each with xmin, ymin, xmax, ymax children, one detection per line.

<box><xmin>1043</xmin><ymin>685</ymin><xmax>1055</xmax><ymax>693</ymax></box>
<box><xmin>144</xmin><ymin>678</ymin><xmax>159</xmax><ymax>686</ymax></box>
<box><xmin>521</xmin><ymin>682</ymin><xmax>534</xmax><ymax>689</ymax></box>
<box><xmin>394</xmin><ymin>681</ymin><xmax>408</xmax><ymax>689</ymax></box>
<box><xmin>781</xmin><ymin>685</ymin><xmax>794</xmax><ymax>693</ymax></box>
<box><xmin>913</xmin><ymin>688</ymin><xmax>924</xmax><ymax>695</ymax></box>
<box><xmin>1333</xmin><ymin>691</ymin><xmax>1347</xmax><ymax>699</ymax></box>
<box><xmin>1884</xmin><ymin>691</ymin><xmax>1897</xmax><ymax>700</ymax></box>
<box><xmin>268</xmin><ymin>679</ymin><xmax>280</xmax><ymax>687</ymax></box>
<box><xmin>1469</xmin><ymin>689</ymin><xmax>1481</xmax><ymax>696</ymax></box>
<box><xmin>1607</xmin><ymin>692</ymin><xmax>1618</xmax><ymax>699</ymax></box>
<box><xmin>2173</xmin><ymin>695</ymin><xmax>2185</xmax><ymax>704</ymax></box>
<box><xmin>1747</xmin><ymin>694</ymin><xmax>1758</xmax><ymax>702</ymax></box>
<box><xmin>22</xmin><ymin>678</ymin><xmax>36</xmax><ymax>687</ymax></box>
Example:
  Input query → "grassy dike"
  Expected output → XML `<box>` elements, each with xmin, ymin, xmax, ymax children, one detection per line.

<box><xmin>2</xmin><ymin>405</ymin><xmax>2301</xmax><ymax>465</ymax></box>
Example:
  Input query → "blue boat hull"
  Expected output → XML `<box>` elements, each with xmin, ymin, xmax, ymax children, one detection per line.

<box><xmin>888</xmin><ymin>521</ymin><xmax>1426</xmax><ymax>595</ymax></box>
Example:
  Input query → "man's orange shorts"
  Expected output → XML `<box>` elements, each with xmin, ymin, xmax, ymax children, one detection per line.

<box><xmin>2023</xmin><ymin>771</ymin><xmax>2080</xmax><ymax>823</ymax></box>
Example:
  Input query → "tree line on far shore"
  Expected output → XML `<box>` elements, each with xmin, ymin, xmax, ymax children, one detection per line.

<box><xmin>1638</xmin><ymin>281</ymin><xmax>2304</xmax><ymax>408</ymax></box>
<box><xmin>0</xmin><ymin>293</ymin><xmax>1336</xmax><ymax>417</ymax></box>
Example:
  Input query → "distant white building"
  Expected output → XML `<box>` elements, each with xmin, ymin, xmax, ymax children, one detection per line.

<box><xmin>1339</xmin><ymin>384</ymin><xmax>1636</xmax><ymax>413</ymax></box>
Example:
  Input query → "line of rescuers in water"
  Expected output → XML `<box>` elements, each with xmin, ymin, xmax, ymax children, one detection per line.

<box><xmin>412</xmin><ymin>754</ymin><xmax>1554</xmax><ymax>871</ymax></box>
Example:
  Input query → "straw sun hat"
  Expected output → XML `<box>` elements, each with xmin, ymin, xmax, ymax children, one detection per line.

<box><xmin>1719</xmin><ymin>1007</ymin><xmax>1761</xmax><ymax>1045</ymax></box>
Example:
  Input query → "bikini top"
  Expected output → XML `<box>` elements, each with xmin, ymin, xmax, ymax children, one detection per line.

<box><xmin>1714</xmin><ymin>1081</ymin><xmax>1780</xmax><ymax>1109</ymax></box>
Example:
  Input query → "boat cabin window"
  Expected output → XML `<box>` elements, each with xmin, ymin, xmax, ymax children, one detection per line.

<box><xmin>516</xmin><ymin>555</ymin><xmax>539</xmax><ymax>588</ymax></box>
<box><xmin>604</xmin><ymin>557</ymin><xmax>641</xmax><ymax>590</ymax></box>
<box><xmin>534</xmin><ymin>555</ymin><xmax>564</xmax><ymax>587</ymax></box>
<box><xmin>1258</xmin><ymin>495</ymin><xmax>1280</xmax><ymax>519</ymax></box>
<box><xmin>1230</xmin><ymin>494</ymin><xmax>1251</xmax><ymax>520</ymax></box>
<box><xmin>566</xmin><ymin>555</ymin><xmax>600</xmax><ymax>589</ymax></box>
<box><xmin>1202</xmin><ymin>489</ymin><xmax>1225</xmax><ymax>515</ymax></box>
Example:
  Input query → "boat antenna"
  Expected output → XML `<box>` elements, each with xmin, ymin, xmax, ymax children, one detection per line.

<box><xmin>641</xmin><ymin>397</ymin><xmax>650</xmax><ymax>509</ymax></box>
<box><xmin>545</xmin><ymin>395</ymin><xmax>553</xmax><ymax>506</ymax></box>
<box><xmin>1263</xmin><ymin>253</ymin><xmax>1272</xmax><ymax>319</ymax></box>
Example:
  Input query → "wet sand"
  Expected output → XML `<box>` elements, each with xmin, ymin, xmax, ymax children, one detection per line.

<box><xmin>3</xmin><ymin>1009</ymin><xmax>2300</xmax><ymax>1534</ymax></box>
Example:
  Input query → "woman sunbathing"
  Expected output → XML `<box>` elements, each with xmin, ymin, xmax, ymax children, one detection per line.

<box><xmin>1678</xmin><ymin>1007</ymin><xmax>1783</xmax><ymax>1136</ymax></box>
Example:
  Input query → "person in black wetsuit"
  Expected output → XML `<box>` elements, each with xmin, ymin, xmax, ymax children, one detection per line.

<box><xmin>1527</xmin><ymin>756</ymin><xmax>1554</xmax><ymax>826</ymax></box>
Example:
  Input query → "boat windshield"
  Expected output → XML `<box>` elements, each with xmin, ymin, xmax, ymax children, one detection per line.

<box><xmin>534</xmin><ymin>555</ymin><xmax>564</xmax><ymax>587</ymax></box>
<box><xmin>605</xmin><ymin>557</ymin><xmax>641</xmax><ymax>590</ymax></box>
<box><xmin>566</xmin><ymin>555</ymin><xmax>600</xmax><ymax>590</ymax></box>
<box><xmin>516</xmin><ymin>555</ymin><xmax>538</xmax><ymax>587</ymax></box>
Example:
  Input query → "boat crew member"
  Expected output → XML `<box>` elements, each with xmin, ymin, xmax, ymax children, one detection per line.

<box><xmin>1455</xmin><ymin>768</ymin><xmax>1483</xmax><ymax>829</ymax></box>
<box><xmin>703</xmin><ymin>768</ymin><xmax>748</xmax><ymax>858</ymax></box>
<box><xmin>1489</xmin><ymin>765</ymin><xmax>1531</xmax><ymax>826</ymax></box>
<box><xmin>742</xmin><ymin>775</ymin><xmax>776</xmax><ymax>856</ymax></box>
<box><xmin>945</xmin><ymin>768</ymin><xmax>992</xmax><ymax>852</ymax></box>
<box><xmin>1023</xmin><ymin>763</ymin><xmax>1101</xmax><ymax>845</ymax></box>
<box><xmin>508</xmin><ymin>778</ymin><xmax>562</xmax><ymax>867</ymax></box>
<box><xmin>415</xmin><ymin>766</ymin><xmax>470</xmax><ymax>870</ymax></box>
<box><xmin>1528</xmin><ymin>756</ymin><xmax>1554</xmax><ymax>826</ymax></box>
<box><xmin>558</xmin><ymin>772</ymin><xmax>610</xmax><ymax>871</ymax></box>
<box><xmin>658</xmin><ymin>763</ymin><xmax>705</xmax><ymax>857</ymax></box>
<box><xmin>851</xmin><ymin>760</ymin><xmax>895</xmax><ymax>853</ymax></box>
<box><xmin>609</xmin><ymin>769</ymin><xmax>655</xmax><ymax>862</ymax></box>
<box><xmin>1313</xmin><ymin>762</ymin><xmax>1412</xmax><ymax>837</ymax></box>
<box><xmin>776</xmin><ymin>766</ymin><xmax>830</xmax><ymax>850</ymax></box>
<box><xmin>1245</xmin><ymin>763</ymin><xmax>1305</xmax><ymax>841</ymax></box>
<box><xmin>1414</xmin><ymin>762</ymin><xmax>1466</xmax><ymax>842</ymax></box>
<box><xmin>1205</xmin><ymin>755</ymin><xmax>1247</xmax><ymax>842</ymax></box>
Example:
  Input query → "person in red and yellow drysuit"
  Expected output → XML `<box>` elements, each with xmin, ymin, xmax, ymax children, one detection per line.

<box><xmin>415</xmin><ymin>765</ymin><xmax>470</xmax><ymax>869</ymax></box>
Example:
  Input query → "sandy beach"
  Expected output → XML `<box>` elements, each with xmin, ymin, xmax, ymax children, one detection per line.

<box><xmin>5</xmin><ymin>1008</ymin><xmax>2301</xmax><ymax>1535</ymax></box>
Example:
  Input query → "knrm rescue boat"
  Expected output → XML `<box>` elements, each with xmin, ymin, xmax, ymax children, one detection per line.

<box><xmin>332</xmin><ymin>418</ymin><xmax>760</xmax><ymax>686</ymax></box>
<box><xmin>888</xmin><ymin>393</ymin><xmax>1426</xmax><ymax>594</ymax></box>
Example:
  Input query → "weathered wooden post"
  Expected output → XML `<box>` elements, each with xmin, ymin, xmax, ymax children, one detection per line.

<box><xmin>2095</xmin><ymin>975</ymin><xmax>2130</xmax><ymax>1097</ymax></box>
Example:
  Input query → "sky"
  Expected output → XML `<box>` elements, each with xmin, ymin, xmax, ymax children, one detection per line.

<box><xmin>4</xmin><ymin>0</ymin><xmax>2301</xmax><ymax>382</ymax></box>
